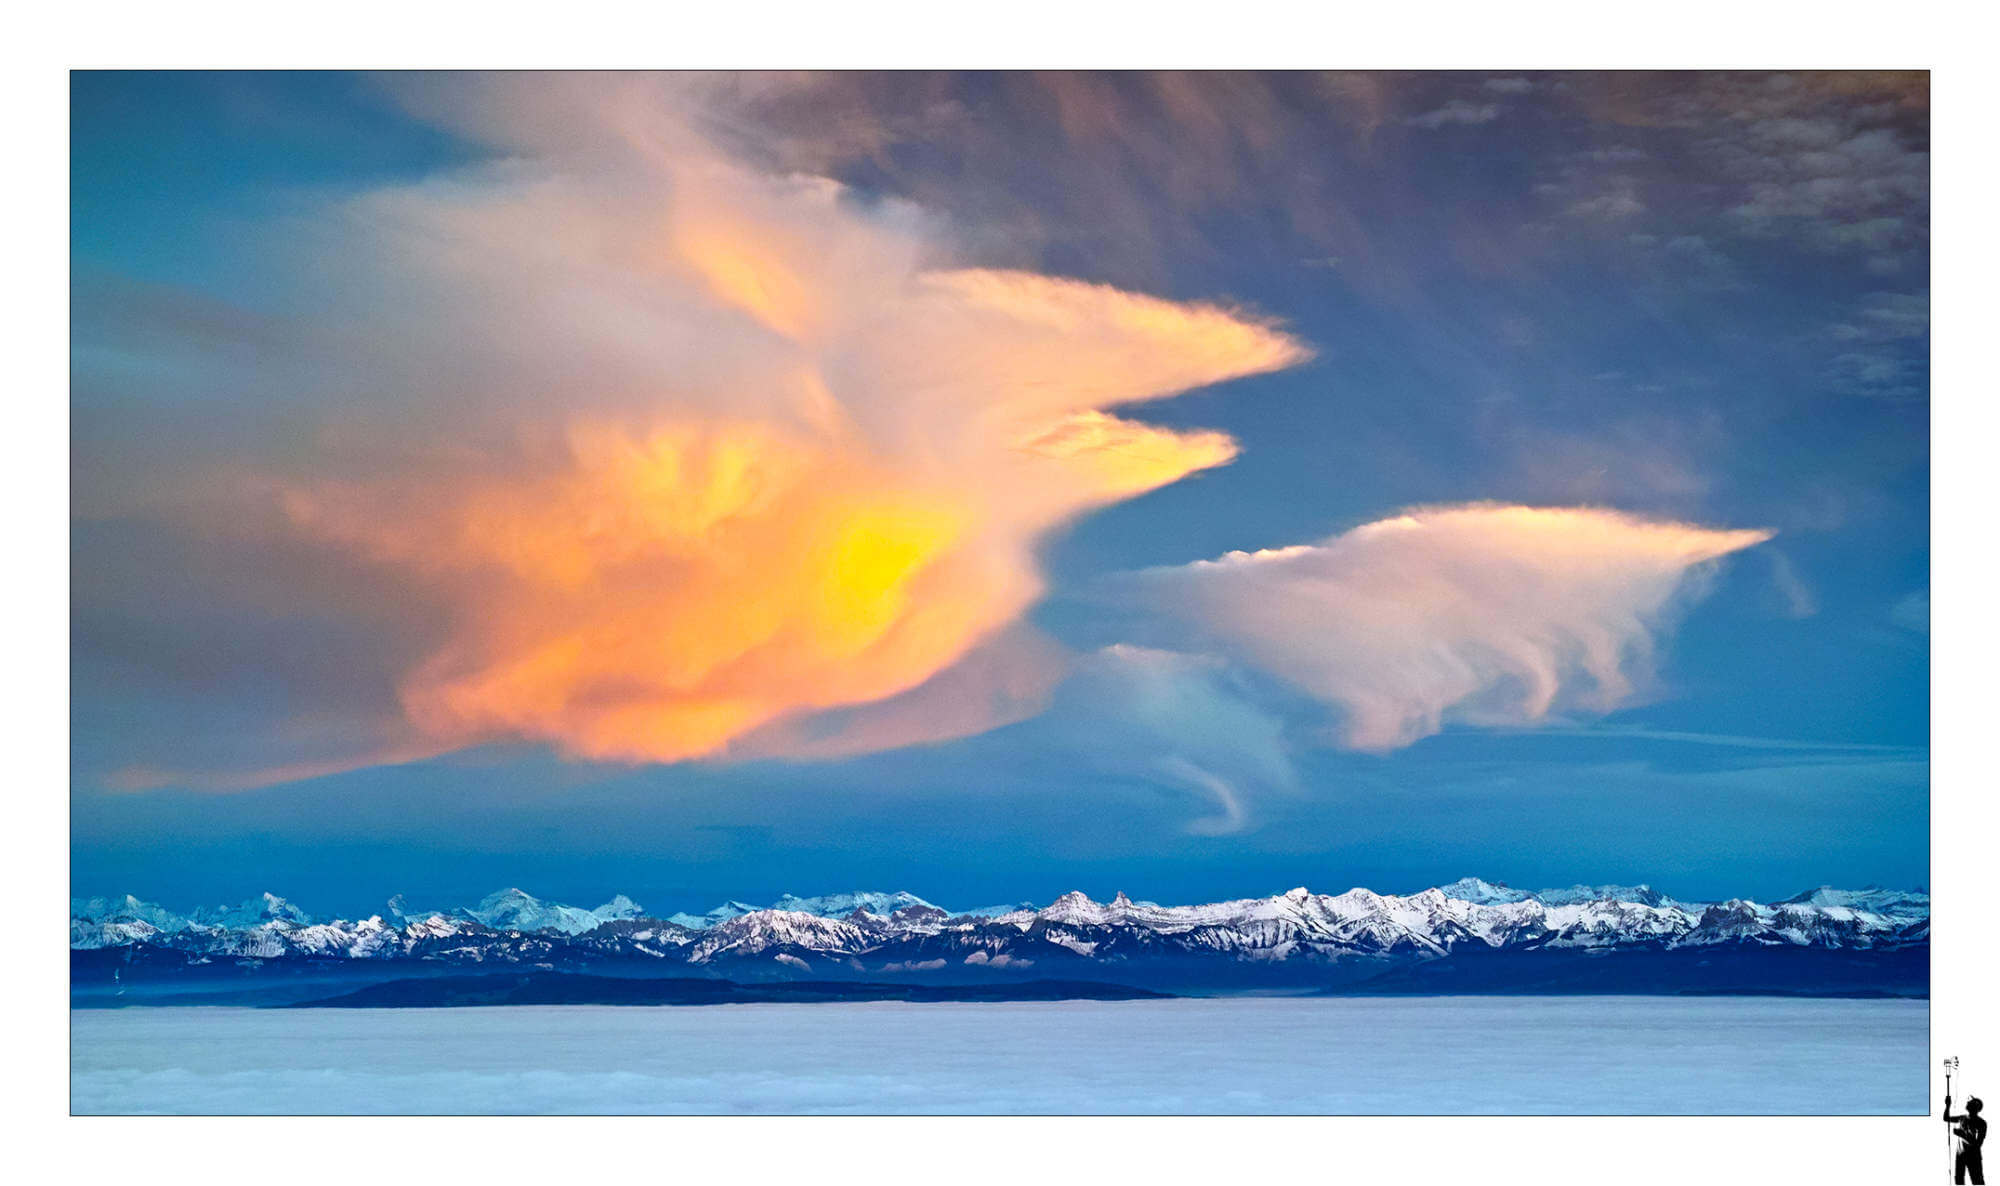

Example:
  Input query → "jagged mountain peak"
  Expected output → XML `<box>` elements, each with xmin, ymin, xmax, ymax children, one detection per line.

<box><xmin>1437</xmin><ymin>877</ymin><xmax>1535</xmax><ymax>905</ymax></box>
<box><xmin>593</xmin><ymin>894</ymin><xmax>645</xmax><ymax>920</ymax></box>
<box><xmin>191</xmin><ymin>891</ymin><xmax>312</xmax><ymax>929</ymax></box>
<box><xmin>1534</xmin><ymin>883</ymin><xmax>1672</xmax><ymax>907</ymax></box>
<box><xmin>769</xmin><ymin>890</ymin><xmax>937</xmax><ymax>918</ymax></box>
<box><xmin>458</xmin><ymin>887</ymin><xmax>643</xmax><ymax>936</ymax></box>
<box><xmin>1775</xmin><ymin>884</ymin><xmax>1928</xmax><ymax>919</ymax></box>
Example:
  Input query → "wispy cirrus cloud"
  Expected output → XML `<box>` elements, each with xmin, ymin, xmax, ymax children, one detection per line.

<box><xmin>1112</xmin><ymin>504</ymin><xmax>1772</xmax><ymax>752</ymax></box>
<box><xmin>1045</xmin><ymin>645</ymin><xmax>1299</xmax><ymax>837</ymax></box>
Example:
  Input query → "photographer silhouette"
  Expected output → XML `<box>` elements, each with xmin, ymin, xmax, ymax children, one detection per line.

<box><xmin>1946</xmin><ymin>1095</ymin><xmax>1987</xmax><ymax>1184</ymax></box>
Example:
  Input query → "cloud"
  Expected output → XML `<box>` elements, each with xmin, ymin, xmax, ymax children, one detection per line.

<box><xmin>1817</xmin><ymin>291</ymin><xmax>1927</xmax><ymax>404</ymax></box>
<box><xmin>726</xmin><ymin>624</ymin><xmax>1071</xmax><ymax>761</ymax></box>
<box><xmin>1824</xmin><ymin>351</ymin><xmax>1927</xmax><ymax>402</ymax></box>
<box><xmin>1114</xmin><ymin>505</ymin><xmax>1772</xmax><ymax>751</ymax></box>
<box><xmin>1766</xmin><ymin>550</ymin><xmax>1819</xmax><ymax>619</ymax></box>
<box><xmin>1688</xmin><ymin>78</ymin><xmax>1929</xmax><ymax>263</ymax></box>
<box><xmin>1655</xmin><ymin>234</ymin><xmax>1741</xmax><ymax>290</ymax></box>
<box><xmin>1726</xmin><ymin>125</ymin><xmax>1928</xmax><ymax>232</ymax></box>
<box><xmin>1528</xmin><ymin>72</ymin><xmax>1928</xmax><ymax>275</ymax></box>
<box><xmin>1042</xmin><ymin>646</ymin><xmax>1299</xmax><ymax>836</ymax></box>
<box><xmin>1405</xmin><ymin>100</ymin><xmax>1501</xmax><ymax>130</ymax></box>
<box><xmin>1827</xmin><ymin>291</ymin><xmax>1929</xmax><ymax>343</ymax></box>
<box><xmin>1890</xmin><ymin>592</ymin><xmax>1929</xmax><ymax>634</ymax></box>
<box><xmin>75</xmin><ymin>74</ymin><xmax>1307</xmax><ymax>786</ymax></box>
<box><xmin>1565</xmin><ymin>181</ymin><xmax>1646</xmax><ymax>220</ymax></box>
<box><xmin>595</xmin><ymin>71</ymin><xmax>1401</xmax><ymax>292</ymax></box>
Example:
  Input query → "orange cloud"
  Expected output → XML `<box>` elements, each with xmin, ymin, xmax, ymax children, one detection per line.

<box><xmin>222</xmin><ymin>81</ymin><xmax>1309</xmax><ymax>772</ymax></box>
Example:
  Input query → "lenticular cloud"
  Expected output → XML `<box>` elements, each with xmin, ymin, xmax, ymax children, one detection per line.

<box><xmin>1118</xmin><ymin>505</ymin><xmax>1772</xmax><ymax>751</ymax></box>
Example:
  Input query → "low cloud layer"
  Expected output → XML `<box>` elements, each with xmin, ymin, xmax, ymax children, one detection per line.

<box><xmin>1116</xmin><ymin>505</ymin><xmax>1772</xmax><ymax>752</ymax></box>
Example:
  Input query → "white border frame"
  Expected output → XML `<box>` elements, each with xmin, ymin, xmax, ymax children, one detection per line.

<box><xmin>20</xmin><ymin>4</ymin><xmax>1986</xmax><ymax>1182</ymax></box>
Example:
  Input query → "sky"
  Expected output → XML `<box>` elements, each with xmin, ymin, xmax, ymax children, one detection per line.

<box><xmin>70</xmin><ymin>71</ymin><xmax>1929</xmax><ymax>918</ymax></box>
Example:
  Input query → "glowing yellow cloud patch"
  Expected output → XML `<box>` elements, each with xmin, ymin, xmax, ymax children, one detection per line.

<box><xmin>1018</xmin><ymin>411</ymin><xmax>1242</xmax><ymax>500</ymax></box>
<box><xmin>813</xmin><ymin>504</ymin><xmax>964</xmax><ymax>656</ymax></box>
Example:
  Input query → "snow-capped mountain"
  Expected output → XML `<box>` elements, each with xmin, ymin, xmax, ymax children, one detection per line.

<box><xmin>1434</xmin><ymin>877</ymin><xmax>1536</xmax><ymax>906</ymax></box>
<box><xmin>663</xmin><ymin>901</ymin><xmax>763</xmax><ymax>930</ymax></box>
<box><xmin>69</xmin><ymin>894</ymin><xmax>194</xmax><ymax>933</ymax></box>
<box><xmin>955</xmin><ymin>900</ymin><xmax>1041</xmax><ymax>918</ymax></box>
<box><xmin>190</xmin><ymin>892</ymin><xmax>313</xmax><ymax>930</ymax></box>
<box><xmin>69</xmin><ymin>892</ymin><xmax>320</xmax><ymax>951</ymax></box>
<box><xmin>71</xmin><ymin>879</ymin><xmax>1930</xmax><ymax>987</ymax></box>
<box><xmin>1533</xmin><ymin>883</ymin><xmax>1684</xmax><ymax>909</ymax></box>
<box><xmin>1776</xmin><ymin>885</ymin><xmax>1930</xmax><ymax>922</ymax></box>
<box><xmin>460</xmin><ymin>888</ymin><xmax>642</xmax><ymax>936</ymax></box>
<box><xmin>769</xmin><ymin>890</ymin><xmax>939</xmax><ymax>918</ymax></box>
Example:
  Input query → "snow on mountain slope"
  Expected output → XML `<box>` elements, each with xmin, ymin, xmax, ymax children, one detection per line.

<box><xmin>664</xmin><ymin>901</ymin><xmax>763</xmax><ymax>930</ymax></box>
<box><xmin>71</xmin><ymin>880</ymin><xmax>1931</xmax><ymax>971</ymax></box>
<box><xmin>686</xmin><ymin>910</ymin><xmax>877</xmax><ymax>963</ymax></box>
<box><xmin>592</xmin><ymin>894</ymin><xmax>646</xmax><ymax>923</ymax></box>
<box><xmin>770</xmin><ymin>891</ymin><xmax>938</xmax><ymax>918</ymax></box>
<box><xmin>1540</xmin><ymin>899</ymin><xmax>1699</xmax><ymax>948</ymax></box>
<box><xmin>191</xmin><ymin>892</ymin><xmax>312</xmax><ymax>929</ymax></box>
<box><xmin>1778</xmin><ymin>885</ymin><xmax>1929</xmax><ymax>921</ymax></box>
<box><xmin>954</xmin><ymin>901</ymin><xmax>1040</xmax><ymax>918</ymax></box>
<box><xmin>1435</xmin><ymin>878</ymin><xmax>1536</xmax><ymax>906</ymax></box>
<box><xmin>71</xmin><ymin>918</ymin><xmax>164</xmax><ymax>949</ymax></box>
<box><xmin>1533</xmin><ymin>884</ymin><xmax>1683</xmax><ymax>909</ymax></box>
<box><xmin>70</xmin><ymin>894</ymin><xmax>192</xmax><ymax>933</ymax></box>
<box><xmin>382</xmin><ymin>895</ymin><xmax>446</xmax><ymax>925</ymax></box>
<box><xmin>460</xmin><ymin>888</ymin><xmax>643</xmax><ymax>935</ymax></box>
<box><xmin>284</xmin><ymin>916</ymin><xmax>404</xmax><ymax>959</ymax></box>
<box><xmin>401</xmin><ymin>913</ymin><xmax>475</xmax><ymax>940</ymax></box>
<box><xmin>1673</xmin><ymin>898</ymin><xmax>1907</xmax><ymax>948</ymax></box>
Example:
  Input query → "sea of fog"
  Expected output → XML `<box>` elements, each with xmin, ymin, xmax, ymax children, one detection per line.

<box><xmin>71</xmin><ymin>996</ymin><xmax>1926</xmax><ymax>1115</ymax></box>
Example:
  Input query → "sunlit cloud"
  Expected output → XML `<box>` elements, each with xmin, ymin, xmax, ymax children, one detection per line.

<box><xmin>84</xmin><ymin>75</ymin><xmax>1306</xmax><ymax>783</ymax></box>
<box><xmin>1115</xmin><ymin>505</ymin><xmax>1772</xmax><ymax>751</ymax></box>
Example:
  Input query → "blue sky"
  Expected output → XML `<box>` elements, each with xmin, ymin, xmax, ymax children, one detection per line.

<box><xmin>71</xmin><ymin>71</ymin><xmax>1928</xmax><ymax>917</ymax></box>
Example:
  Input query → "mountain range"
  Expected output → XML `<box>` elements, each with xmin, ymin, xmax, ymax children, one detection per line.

<box><xmin>71</xmin><ymin>879</ymin><xmax>1929</xmax><ymax>1001</ymax></box>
